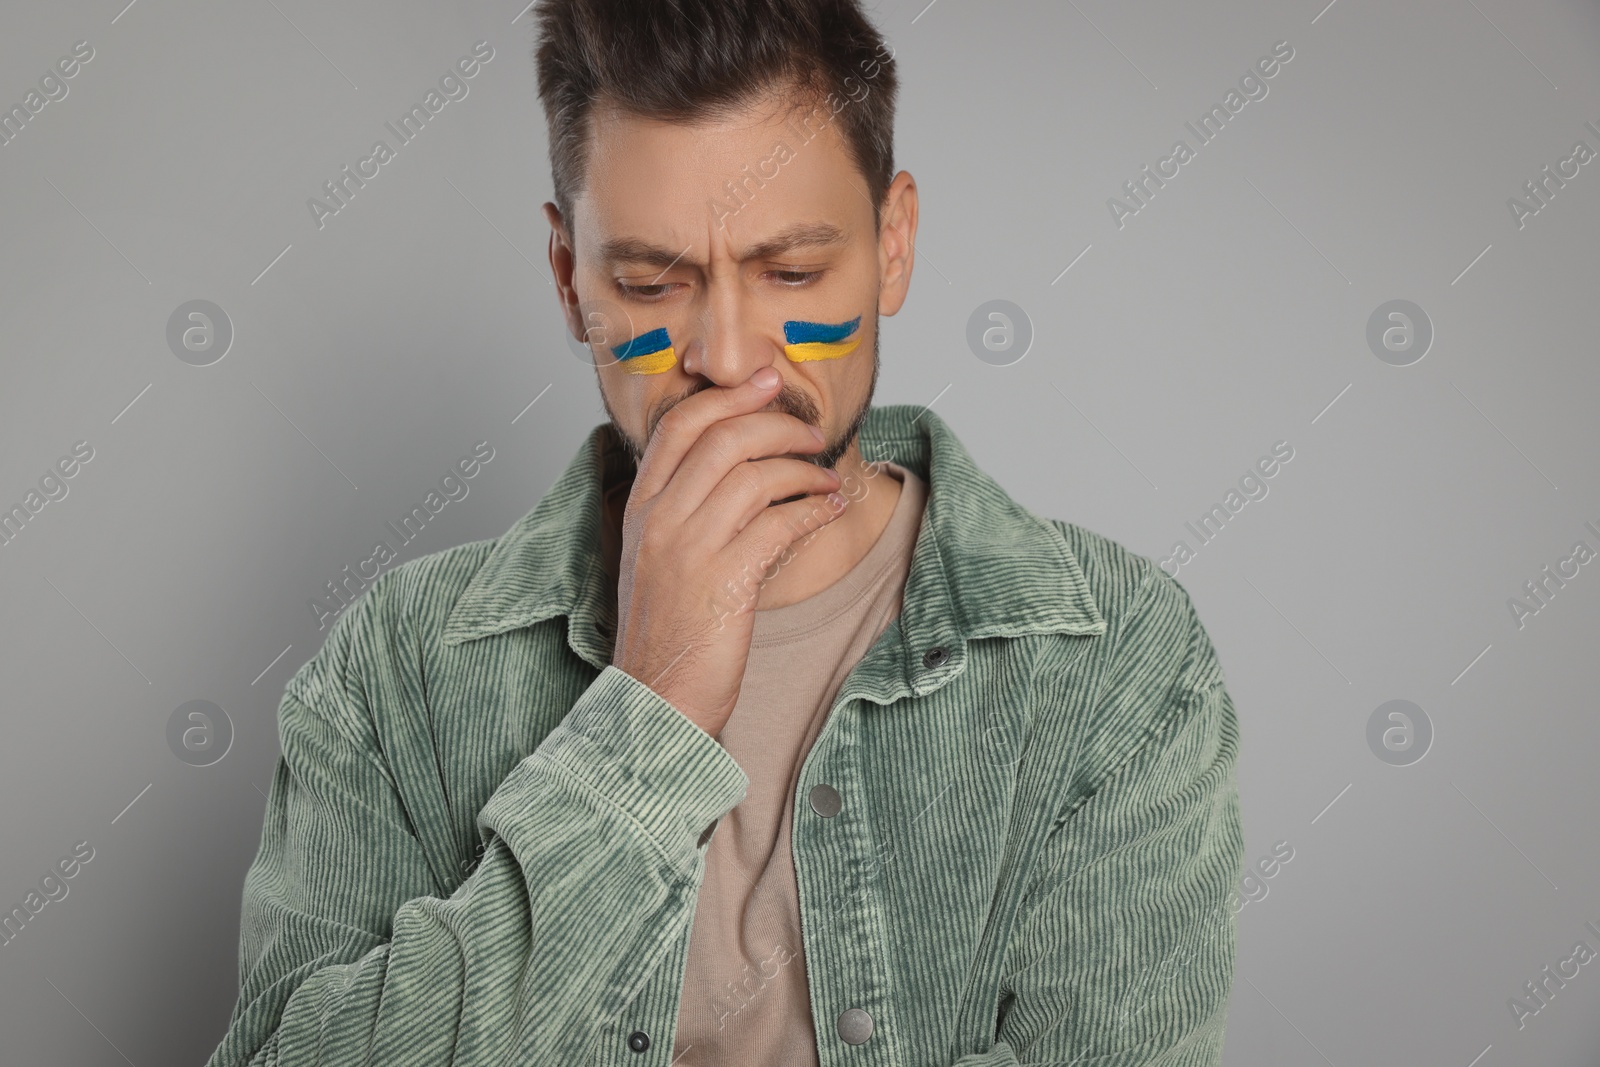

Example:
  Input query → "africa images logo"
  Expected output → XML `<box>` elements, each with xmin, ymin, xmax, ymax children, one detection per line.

<box><xmin>1107</xmin><ymin>40</ymin><xmax>1295</xmax><ymax>229</ymax></box>
<box><xmin>306</xmin><ymin>41</ymin><xmax>494</xmax><ymax>230</ymax></box>
<box><xmin>309</xmin><ymin>441</ymin><xmax>495</xmax><ymax>630</ymax></box>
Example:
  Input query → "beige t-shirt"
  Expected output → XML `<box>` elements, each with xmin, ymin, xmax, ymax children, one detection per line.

<box><xmin>671</xmin><ymin>460</ymin><xmax>928</xmax><ymax>1067</ymax></box>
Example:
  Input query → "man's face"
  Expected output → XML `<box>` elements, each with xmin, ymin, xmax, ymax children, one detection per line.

<box><xmin>547</xmin><ymin>86</ymin><xmax>915</xmax><ymax>472</ymax></box>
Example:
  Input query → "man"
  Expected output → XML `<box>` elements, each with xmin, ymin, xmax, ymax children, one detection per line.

<box><xmin>206</xmin><ymin>1</ymin><xmax>1245</xmax><ymax>1065</ymax></box>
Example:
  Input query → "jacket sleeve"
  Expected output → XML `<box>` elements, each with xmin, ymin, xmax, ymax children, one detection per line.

<box><xmin>204</xmin><ymin>600</ymin><xmax>749</xmax><ymax>1067</ymax></box>
<box><xmin>953</xmin><ymin>599</ymin><xmax>1247</xmax><ymax>1066</ymax></box>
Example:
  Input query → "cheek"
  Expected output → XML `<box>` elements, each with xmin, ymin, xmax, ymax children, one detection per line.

<box><xmin>610</xmin><ymin>326</ymin><xmax>677</xmax><ymax>375</ymax></box>
<box><xmin>782</xmin><ymin>317</ymin><xmax>862</xmax><ymax>363</ymax></box>
<box><xmin>619</xmin><ymin>354</ymin><xmax>676</xmax><ymax>375</ymax></box>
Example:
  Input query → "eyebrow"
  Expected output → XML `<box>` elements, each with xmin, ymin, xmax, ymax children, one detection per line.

<box><xmin>740</xmin><ymin>221</ymin><xmax>849</xmax><ymax>262</ymax></box>
<box><xmin>597</xmin><ymin>221</ymin><xmax>849</xmax><ymax>270</ymax></box>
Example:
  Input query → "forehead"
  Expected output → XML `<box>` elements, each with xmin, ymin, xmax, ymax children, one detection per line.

<box><xmin>571</xmin><ymin>90</ymin><xmax>872</xmax><ymax>254</ymax></box>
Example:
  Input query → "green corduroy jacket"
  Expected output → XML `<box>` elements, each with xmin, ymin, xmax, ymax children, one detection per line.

<box><xmin>206</xmin><ymin>403</ymin><xmax>1245</xmax><ymax>1067</ymax></box>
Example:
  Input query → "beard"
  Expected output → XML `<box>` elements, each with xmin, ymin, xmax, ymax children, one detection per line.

<box><xmin>600</xmin><ymin>318</ymin><xmax>880</xmax><ymax>484</ymax></box>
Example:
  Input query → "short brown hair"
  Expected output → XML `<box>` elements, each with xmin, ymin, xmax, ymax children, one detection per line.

<box><xmin>532</xmin><ymin>0</ymin><xmax>898</xmax><ymax>235</ymax></box>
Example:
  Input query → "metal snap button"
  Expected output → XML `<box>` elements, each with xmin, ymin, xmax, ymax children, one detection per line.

<box><xmin>836</xmin><ymin>1007</ymin><xmax>874</xmax><ymax>1044</ymax></box>
<box><xmin>627</xmin><ymin>1029</ymin><xmax>651</xmax><ymax>1052</ymax></box>
<box><xmin>808</xmin><ymin>783</ymin><xmax>842</xmax><ymax>818</ymax></box>
<box><xmin>922</xmin><ymin>645</ymin><xmax>950</xmax><ymax>669</ymax></box>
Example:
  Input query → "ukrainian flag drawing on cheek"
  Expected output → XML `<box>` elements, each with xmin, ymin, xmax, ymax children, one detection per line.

<box><xmin>610</xmin><ymin>327</ymin><xmax>676</xmax><ymax>375</ymax></box>
<box><xmin>783</xmin><ymin>316</ymin><xmax>861</xmax><ymax>363</ymax></box>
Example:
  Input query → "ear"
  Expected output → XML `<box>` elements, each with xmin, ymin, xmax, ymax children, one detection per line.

<box><xmin>876</xmin><ymin>171</ymin><xmax>919</xmax><ymax>317</ymax></box>
<box><xmin>543</xmin><ymin>202</ymin><xmax>582</xmax><ymax>338</ymax></box>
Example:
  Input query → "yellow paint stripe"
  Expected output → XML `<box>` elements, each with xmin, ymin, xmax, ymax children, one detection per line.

<box><xmin>784</xmin><ymin>337</ymin><xmax>861</xmax><ymax>363</ymax></box>
<box><xmin>620</xmin><ymin>347</ymin><xmax>677</xmax><ymax>375</ymax></box>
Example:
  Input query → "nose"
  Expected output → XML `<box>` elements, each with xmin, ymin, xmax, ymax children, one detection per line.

<box><xmin>678</xmin><ymin>294</ymin><xmax>781</xmax><ymax>388</ymax></box>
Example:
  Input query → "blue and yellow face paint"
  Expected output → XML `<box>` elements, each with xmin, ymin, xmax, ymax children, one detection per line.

<box><xmin>609</xmin><ymin>327</ymin><xmax>676</xmax><ymax>375</ymax></box>
<box><xmin>783</xmin><ymin>316</ymin><xmax>861</xmax><ymax>363</ymax></box>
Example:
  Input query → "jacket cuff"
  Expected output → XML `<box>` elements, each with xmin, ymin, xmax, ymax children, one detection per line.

<box><xmin>535</xmin><ymin>664</ymin><xmax>749</xmax><ymax>874</ymax></box>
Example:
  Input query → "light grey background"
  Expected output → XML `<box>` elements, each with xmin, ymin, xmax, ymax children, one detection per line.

<box><xmin>2</xmin><ymin>0</ymin><xmax>1597</xmax><ymax>1063</ymax></box>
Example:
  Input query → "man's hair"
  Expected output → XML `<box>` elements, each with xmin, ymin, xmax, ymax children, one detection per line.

<box><xmin>532</xmin><ymin>0</ymin><xmax>898</xmax><ymax>237</ymax></box>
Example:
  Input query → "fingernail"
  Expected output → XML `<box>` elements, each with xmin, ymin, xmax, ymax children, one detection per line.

<box><xmin>751</xmin><ymin>367</ymin><xmax>780</xmax><ymax>389</ymax></box>
<box><xmin>810</xmin><ymin>425</ymin><xmax>826</xmax><ymax>444</ymax></box>
<box><xmin>827</xmin><ymin>491</ymin><xmax>847</xmax><ymax>509</ymax></box>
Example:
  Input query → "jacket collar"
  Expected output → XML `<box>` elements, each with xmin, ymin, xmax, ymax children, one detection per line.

<box><xmin>441</xmin><ymin>405</ymin><xmax>1105</xmax><ymax>698</ymax></box>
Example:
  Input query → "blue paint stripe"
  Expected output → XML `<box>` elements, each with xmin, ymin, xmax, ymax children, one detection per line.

<box><xmin>784</xmin><ymin>317</ymin><xmax>860</xmax><ymax>345</ymax></box>
<box><xmin>611</xmin><ymin>327</ymin><xmax>671</xmax><ymax>360</ymax></box>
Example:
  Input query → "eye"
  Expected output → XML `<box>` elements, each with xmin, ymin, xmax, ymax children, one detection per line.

<box><xmin>767</xmin><ymin>269</ymin><xmax>823</xmax><ymax>287</ymax></box>
<box><xmin>614</xmin><ymin>280</ymin><xmax>682</xmax><ymax>301</ymax></box>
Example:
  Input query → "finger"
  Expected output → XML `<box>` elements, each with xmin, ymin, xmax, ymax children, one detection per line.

<box><xmin>725</xmin><ymin>491</ymin><xmax>850</xmax><ymax>580</ymax></box>
<box><xmin>682</xmin><ymin>457</ymin><xmax>845</xmax><ymax>548</ymax></box>
<box><xmin>651</xmin><ymin>411</ymin><xmax>832</xmax><ymax>525</ymax></box>
<box><xmin>630</xmin><ymin>368</ymin><xmax>786</xmax><ymax>503</ymax></box>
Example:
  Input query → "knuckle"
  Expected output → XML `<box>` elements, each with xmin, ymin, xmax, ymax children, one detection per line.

<box><xmin>654</xmin><ymin>404</ymin><xmax>691</xmax><ymax>443</ymax></box>
<box><xmin>727</xmin><ymin>461</ymin><xmax>761</xmax><ymax>499</ymax></box>
<box><xmin>702</xmin><ymin>422</ymin><xmax>739</xmax><ymax>463</ymax></box>
<box><xmin>633</xmin><ymin>513</ymin><xmax>668</xmax><ymax>558</ymax></box>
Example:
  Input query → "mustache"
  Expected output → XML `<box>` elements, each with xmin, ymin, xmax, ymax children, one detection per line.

<box><xmin>648</xmin><ymin>381</ymin><xmax>822</xmax><ymax>442</ymax></box>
